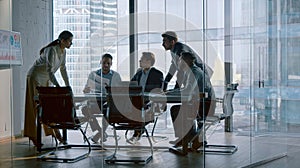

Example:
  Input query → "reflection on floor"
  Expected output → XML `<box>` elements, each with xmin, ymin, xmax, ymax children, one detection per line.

<box><xmin>1</xmin><ymin>126</ymin><xmax>300</xmax><ymax>167</ymax></box>
<box><xmin>1</xmin><ymin>109</ymin><xmax>300</xmax><ymax>168</ymax></box>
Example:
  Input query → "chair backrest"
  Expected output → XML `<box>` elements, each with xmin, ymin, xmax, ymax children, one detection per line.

<box><xmin>222</xmin><ymin>90</ymin><xmax>236</xmax><ymax>117</ymax></box>
<box><xmin>36</xmin><ymin>86</ymin><xmax>76</xmax><ymax>126</ymax></box>
<box><xmin>105</xmin><ymin>86</ymin><xmax>152</xmax><ymax>125</ymax></box>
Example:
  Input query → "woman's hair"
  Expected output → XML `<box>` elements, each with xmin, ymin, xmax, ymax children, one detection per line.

<box><xmin>39</xmin><ymin>30</ymin><xmax>73</xmax><ymax>55</ymax></box>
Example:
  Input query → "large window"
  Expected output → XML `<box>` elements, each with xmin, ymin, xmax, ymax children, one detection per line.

<box><xmin>54</xmin><ymin>0</ymin><xmax>228</xmax><ymax>94</ymax></box>
<box><xmin>52</xmin><ymin>0</ymin><xmax>300</xmax><ymax>167</ymax></box>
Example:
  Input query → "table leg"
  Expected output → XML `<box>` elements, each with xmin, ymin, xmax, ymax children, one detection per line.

<box><xmin>63</xmin><ymin>129</ymin><xmax>67</xmax><ymax>142</ymax></box>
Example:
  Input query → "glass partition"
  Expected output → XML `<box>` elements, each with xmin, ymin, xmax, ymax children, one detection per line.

<box><xmin>232</xmin><ymin>0</ymin><xmax>288</xmax><ymax>166</ymax></box>
<box><xmin>0</xmin><ymin>0</ymin><xmax>13</xmax><ymax>167</ymax></box>
<box><xmin>52</xmin><ymin>0</ymin><xmax>296</xmax><ymax>167</ymax></box>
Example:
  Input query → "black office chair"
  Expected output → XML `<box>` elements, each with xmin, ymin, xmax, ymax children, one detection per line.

<box><xmin>104</xmin><ymin>86</ymin><xmax>154</xmax><ymax>164</ymax></box>
<box><xmin>36</xmin><ymin>86</ymin><xmax>91</xmax><ymax>163</ymax></box>
<box><xmin>201</xmin><ymin>84</ymin><xmax>238</xmax><ymax>154</ymax></box>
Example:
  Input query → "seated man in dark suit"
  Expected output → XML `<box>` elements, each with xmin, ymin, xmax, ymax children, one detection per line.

<box><xmin>127</xmin><ymin>51</ymin><xmax>164</xmax><ymax>144</ymax></box>
<box><xmin>168</xmin><ymin>52</ymin><xmax>216</xmax><ymax>152</ymax></box>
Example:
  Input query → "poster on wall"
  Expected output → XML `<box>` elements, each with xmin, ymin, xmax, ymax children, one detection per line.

<box><xmin>0</xmin><ymin>30</ymin><xmax>22</xmax><ymax>65</ymax></box>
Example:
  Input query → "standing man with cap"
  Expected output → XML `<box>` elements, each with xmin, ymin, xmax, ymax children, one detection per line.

<box><xmin>161</xmin><ymin>31</ymin><xmax>213</xmax><ymax>91</ymax></box>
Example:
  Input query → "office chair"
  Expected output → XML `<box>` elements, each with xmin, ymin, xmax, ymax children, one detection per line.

<box><xmin>104</xmin><ymin>86</ymin><xmax>154</xmax><ymax>164</ymax></box>
<box><xmin>147</xmin><ymin>102</ymin><xmax>168</xmax><ymax>142</ymax></box>
<box><xmin>201</xmin><ymin>84</ymin><xmax>238</xmax><ymax>154</ymax></box>
<box><xmin>36</xmin><ymin>86</ymin><xmax>91</xmax><ymax>163</ymax></box>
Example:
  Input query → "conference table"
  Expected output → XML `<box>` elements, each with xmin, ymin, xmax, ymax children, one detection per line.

<box><xmin>72</xmin><ymin>92</ymin><xmax>190</xmax><ymax>103</ymax></box>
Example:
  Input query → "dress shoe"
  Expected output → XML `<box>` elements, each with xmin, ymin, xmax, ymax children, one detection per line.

<box><xmin>191</xmin><ymin>140</ymin><xmax>207</xmax><ymax>152</ymax></box>
<box><xmin>126</xmin><ymin>135</ymin><xmax>141</xmax><ymax>145</ymax></box>
<box><xmin>29</xmin><ymin>137</ymin><xmax>43</xmax><ymax>148</ymax></box>
<box><xmin>174</xmin><ymin>139</ymin><xmax>183</xmax><ymax>147</ymax></box>
<box><xmin>90</xmin><ymin>137</ymin><xmax>99</xmax><ymax>144</ymax></box>
<box><xmin>53</xmin><ymin>130</ymin><xmax>68</xmax><ymax>145</ymax></box>
<box><xmin>58</xmin><ymin>138</ymin><xmax>68</xmax><ymax>145</ymax></box>
<box><xmin>101</xmin><ymin>132</ymin><xmax>108</xmax><ymax>143</ymax></box>
<box><xmin>169</xmin><ymin>138</ymin><xmax>184</xmax><ymax>148</ymax></box>
<box><xmin>91</xmin><ymin>132</ymin><xmax>108</xmax><ymax>143</ymax></box>
<box><xmin>52</xmin><ymin>135</ymin><xmax>67</xmax><ymax>145</ymax></box>
<box><xmin>169</xmin><ymin>138</ymin><xmax>181</xmax><ymax>145</ymax></box>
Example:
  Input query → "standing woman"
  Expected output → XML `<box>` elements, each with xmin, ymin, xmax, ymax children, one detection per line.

<box><xmin>24</xmin><ymin>30</ymin><xmax>73</xmax><ymax>147</ymax></box>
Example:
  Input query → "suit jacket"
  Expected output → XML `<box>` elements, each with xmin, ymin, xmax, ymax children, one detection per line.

<box><xmin>131</xmin><ymin>67</ymin><xmax>164</xmax><ymax>93</ymax></box>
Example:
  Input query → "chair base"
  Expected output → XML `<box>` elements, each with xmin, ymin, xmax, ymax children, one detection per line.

<box><xmin>38</xmin><ymin>148</ymin><xmax>90</xmax><ymax>163</ymax></box>
<box><xmin>109</xmin><ymin>126</ymin><xmax>154</xmax><ymax>164</ymax></box>
<box><xmin>199</xmin><ymin>144</ymin><xmax>238</xmax><ymax>154</ymax></box>
<box><xmin>105</xmin><ymin>154</ymin><xmax>152</xmax><ymax>164</ymax></box>
<box><xmin>37</xmin><ymin>128</ymin><xmax>92</xmax><ymax>163</ymax></box>
<box><xmin>38</xmin><ymin>144</ymin><xmax>102</xmax><ymax>152</ymax></box>
<box><xmin>169</xmin><ymin>143</ymin><xmax>238</xmax><ymax>155</ymax></box>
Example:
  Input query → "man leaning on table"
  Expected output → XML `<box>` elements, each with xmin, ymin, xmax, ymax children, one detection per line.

<box><xmin>167</xmin><ymin>52</ymin><xmax>216</xmax><ymax>152</ymax></box>
<box><xmin>82</xmin><ymin>53</ymin><xmax>122</xmax><ymax>143</ymax></box>
<box><xmin>161</xmin><ymin>30</ymin><xmax>213</xmax><ymax>91</ymax></box>
<box><xmin>126</xmin><ymin>51</ymin><xmax>164</xmax><ymax>144</ymax></box>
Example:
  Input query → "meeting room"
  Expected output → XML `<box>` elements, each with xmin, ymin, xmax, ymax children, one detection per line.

<box><xmin>1</xmin><ymin>0</ymin><xmax>300</xmax><ymax>167</ymax></box>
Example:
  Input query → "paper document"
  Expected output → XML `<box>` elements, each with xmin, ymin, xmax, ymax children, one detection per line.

<box><xmin>87</xmin><ymin>72</ymin><xmax>110</xmax><ymax>93</ymax></box>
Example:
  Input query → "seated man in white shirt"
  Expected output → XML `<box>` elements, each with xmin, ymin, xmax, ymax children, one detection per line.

<box><xmin>82</xmin><ymin>53</ymin><xmax>122</xmax><ymax>143</ymax></box>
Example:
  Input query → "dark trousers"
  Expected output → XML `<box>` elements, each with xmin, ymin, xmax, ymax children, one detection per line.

<box><xmin>132</xmin><ymin>107</ymin><xmax>154</xmax><ymax>137</ymax></box>
<box><xmin>170</xmin><ymin>100</ymin><xmax>215</xmax><ymax>142</ymax></box>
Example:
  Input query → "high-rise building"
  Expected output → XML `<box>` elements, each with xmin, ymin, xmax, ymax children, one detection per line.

<box><xmin>53</xmin><ymin>0</ymin><xmax>118</xmax><ymax>94</ymax></box>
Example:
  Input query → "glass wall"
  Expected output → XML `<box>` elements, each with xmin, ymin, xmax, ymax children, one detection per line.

<box><xmin>0</xmin><ymin>0</ymin><xmax>13</xmax><ymax>166</ymax></box>
<box><xmin>52</xmin><ymin>0</ymin><xmax>300</xmax><ymax>167</ymax></box>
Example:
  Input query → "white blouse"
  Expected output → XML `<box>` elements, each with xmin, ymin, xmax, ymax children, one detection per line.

<box><xmin>30</xmin><ymin>45</ymin><xmax>69</xmax><ymax>86</ymax></box>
